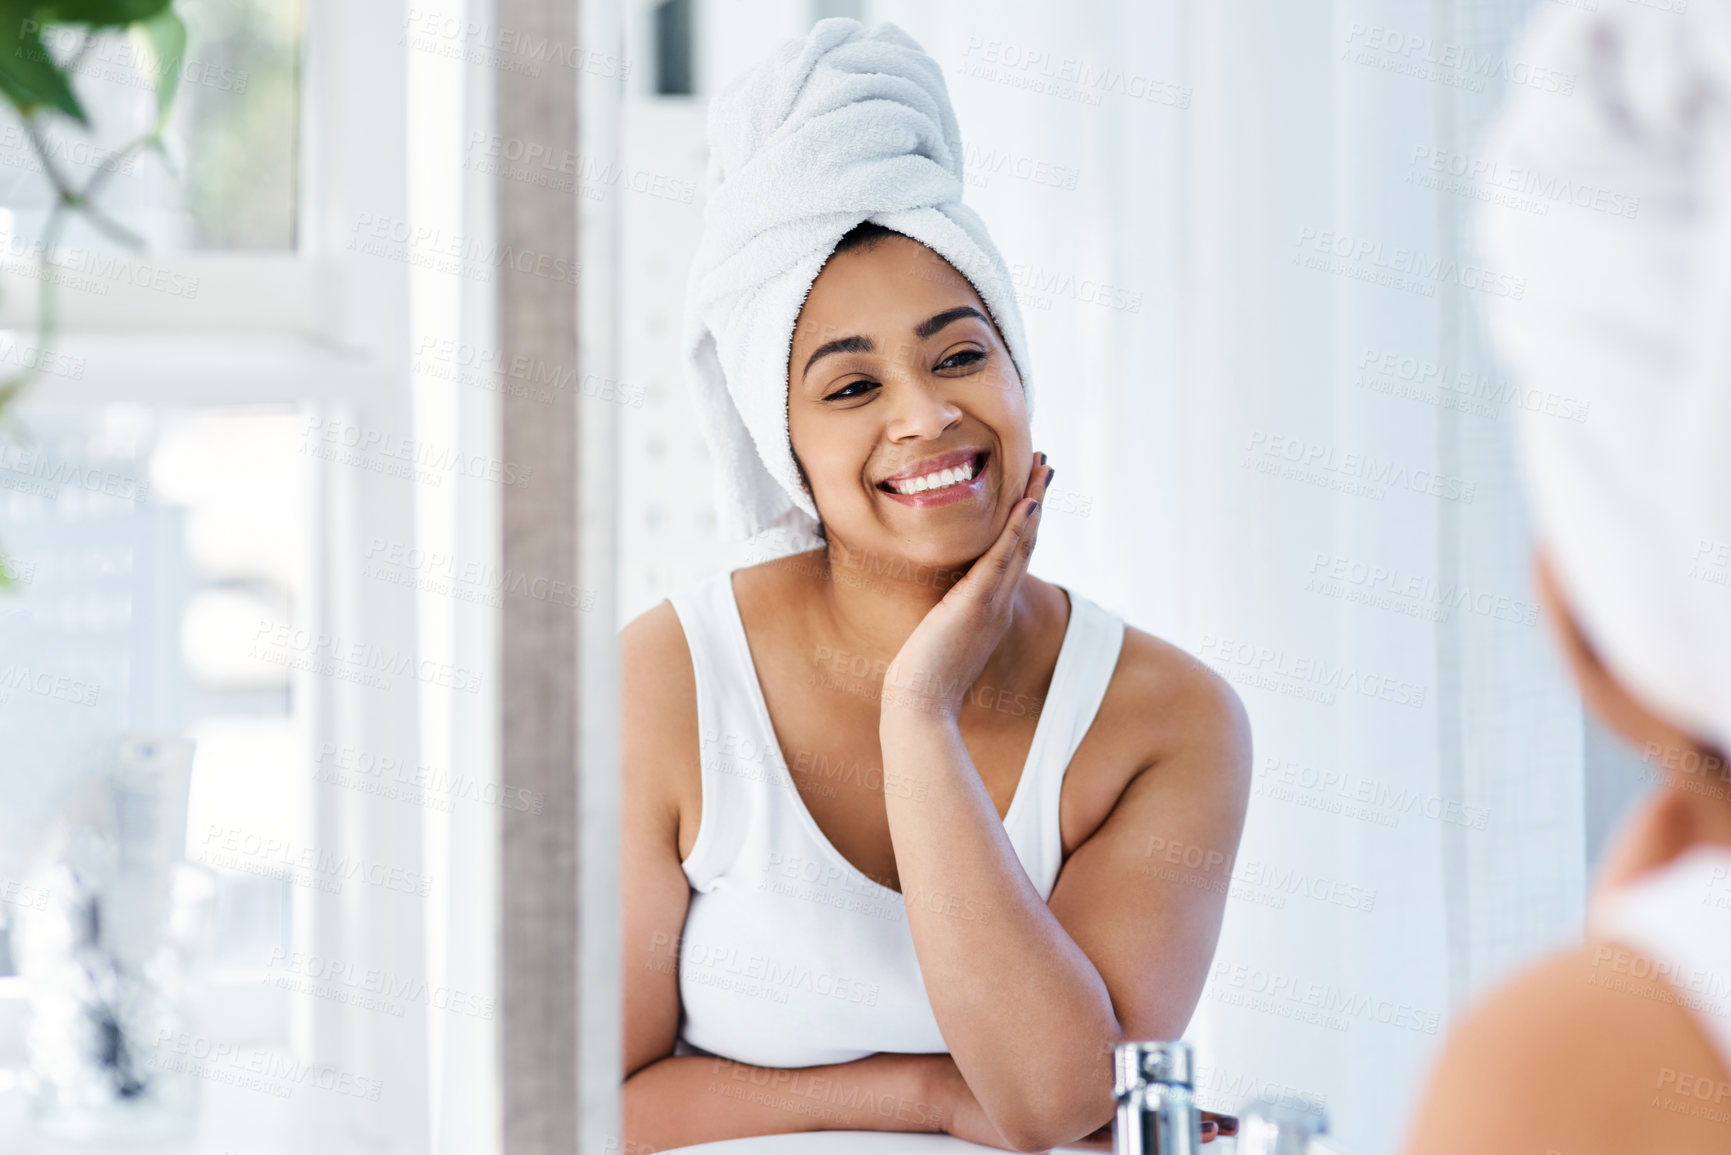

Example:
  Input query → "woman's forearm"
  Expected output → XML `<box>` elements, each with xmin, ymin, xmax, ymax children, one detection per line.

<box><xmin>621</xmin><ymin>1051</ymin><xmax>953</xmax><ymax>1152</ymax></box>
<box><xmin>880</xmin><ymin>709</ymin><xmax>1122</xmax><ymax>1150</ymax></box>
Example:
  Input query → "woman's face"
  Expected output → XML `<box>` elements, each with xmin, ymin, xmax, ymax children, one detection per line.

<box><xmin>786</xmin><ymin>233</ymin><xmax>1031</xmax><ymax>572</ymax></box>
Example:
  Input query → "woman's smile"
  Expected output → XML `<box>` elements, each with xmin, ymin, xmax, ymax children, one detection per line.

<box><xmin>876</xmin><ymin>449</ymin><xmax>992</xmax><ymax>509</ymax></box>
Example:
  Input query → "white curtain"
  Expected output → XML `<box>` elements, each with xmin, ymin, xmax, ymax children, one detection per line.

<box><xmin>864</xmin><ymin>2</ymin><xmax>1585</xmax><ymax>1150</ymax></box>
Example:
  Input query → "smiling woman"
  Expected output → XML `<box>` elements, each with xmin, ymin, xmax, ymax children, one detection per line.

<box><xmin>619</xmin><ymin>18</ymin><xmax>1251</xmax><ymax>1155</ymax></box>
<box><xmin>787</xmin><ymin>224</ymin><xmax>1026</xmax><ymax>553</ymax></box>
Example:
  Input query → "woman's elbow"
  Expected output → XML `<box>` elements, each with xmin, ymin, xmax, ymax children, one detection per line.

<box><xmin>1002</xmin><ymin>1093</ymin><xmax>1114</xmax><ymax>1154</ymax></box>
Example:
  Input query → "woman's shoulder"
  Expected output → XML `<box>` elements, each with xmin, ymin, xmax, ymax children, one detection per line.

<box><xmin>1399</xmin><ymin>937</ymin><xmax>1731</xmax><ymax>1154</ymax></box>
<box><xmin>620</xmin><ymin>594</ymin><xmax>696</xmax><ymax>682</ymax></box>
<box><xmin>1095</xmin><ymin>614</ymin><xmax>1251</xmax><ymax>784</ymax></box>
<box><xmin>620</xmin><ymin>597</ymin><xmax>705</xmax><ymax>859</ymax></box>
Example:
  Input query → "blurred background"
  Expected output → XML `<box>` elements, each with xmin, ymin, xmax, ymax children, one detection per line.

<box><xmin>0</xmin><ymin>0</ymin><xmax>1653</xmax><ymax>1153</ymax></box>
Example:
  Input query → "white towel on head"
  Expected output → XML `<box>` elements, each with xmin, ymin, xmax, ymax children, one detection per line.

<box><xmin>681</xmin><ymin>16</ymin><xmax>1035</xmax><ymax>561</ymax></box>
<box><xmin>1476</xmin><ymin>1</ymin><xmax>1731</xmax><ymax>754</ymax></box>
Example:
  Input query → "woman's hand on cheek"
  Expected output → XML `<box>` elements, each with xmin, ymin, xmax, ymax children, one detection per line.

<box><xmin>880</xmin><ymin>451</ymin><xmax>1054</xmax><ymax>728</ymax></box>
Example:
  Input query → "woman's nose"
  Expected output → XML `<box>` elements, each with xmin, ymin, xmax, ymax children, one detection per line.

<box><xmin>882</xmin><ymin>379</ymin><xmax>962</xmax><ymax>440</ymax></box>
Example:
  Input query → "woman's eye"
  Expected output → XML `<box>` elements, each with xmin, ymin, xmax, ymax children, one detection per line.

<box><xmin>823</xmin><ymin>379</ymin><xmax>877</xmax><ymax>402</ymax></box>
<box><xmin>937</xmin><ymin>349</ymin><xmax>985</xmax><ymax>371</ymax></box>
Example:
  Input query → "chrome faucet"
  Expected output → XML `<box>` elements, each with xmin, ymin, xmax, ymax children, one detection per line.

<box><xmin>1112</xmin><ymin>1041</ymin><xmax>1201</xmax><ymax>1155</ymax></box>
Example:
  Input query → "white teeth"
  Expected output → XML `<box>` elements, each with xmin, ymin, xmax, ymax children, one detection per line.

<box><xmin>890</xmin><ymin>458</ymin><xmax>977</xmax><ymax>495</ymax></box>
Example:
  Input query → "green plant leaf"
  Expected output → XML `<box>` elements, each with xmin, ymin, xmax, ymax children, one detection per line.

<box><xmin>0</xmin><ymin>13</ymin><xmax>87</xmax><ymax>123</ymax></box>
<box><xmin>127</xmin><ymin>5</ymin><xmax>180</xmax><ymax>131</ymax></box>
<box><xmin>29</xmin><ymin>0</ymin><xmax>174</xmax><ymax>28</ymax></box>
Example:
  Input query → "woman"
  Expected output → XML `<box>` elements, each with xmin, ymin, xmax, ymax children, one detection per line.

<box><xmin>1401</xmin><ymin>4</ymin><xmax>1731</xmax><ymax>1152</ymax></box>
<box><xmin>621</xmin><ymin>18</ymin><xmax>1250</xmax><ymax>1155</ymax></box>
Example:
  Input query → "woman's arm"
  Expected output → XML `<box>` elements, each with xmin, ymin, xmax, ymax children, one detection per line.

<box><xmin>878</xmin><ymin>703</ymin><xmax>1121</xmax><ymax>1151</ymax></box>
<box><xmin>623</xmin><ymin>1051</ymin><xmax>971</xmax><ymax>1152</ymax></box>
<box><xmin>874</xmin><ymin>469</ymin><xmax>1251</xmax><ymax>1153</ymax></box>
<box><xmin>879</xmin><ymin>648</ymin><xmax>1249</xmax><ymax>1152</ymax></box>
<box><xmin>621</xmin><ymin>602</ymin><xmax>698</xmax><ymax>1082</ymax></box>
<box><xmin>619</xmin><ymin>606</ymin><xmax>1015</xmax><ymax>1152</ymax></box>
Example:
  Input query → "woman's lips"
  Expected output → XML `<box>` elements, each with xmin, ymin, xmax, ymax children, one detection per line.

<box><xmin>878</xmin><ymin>451</ymin><xmax>990</xmax><ymax>509</ymax></box>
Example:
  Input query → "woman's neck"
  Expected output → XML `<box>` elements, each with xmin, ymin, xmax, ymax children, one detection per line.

<box><xmin>1595</xmin><ymin>759</ymin><xmax>1731</xmax><ymax>894</ymax></box>
<box><xmin>780</xmin><ymin>543</ymin><xmax>1050</xmax><ymax>691</ymax></box>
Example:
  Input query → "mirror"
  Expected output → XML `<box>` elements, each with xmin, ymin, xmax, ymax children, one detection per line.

<box><xmin>611</xmin><ymin>4</ymin><xmax>1659</xmax><ymax>1155</ymax></box>
<box><xmin>1</xmin><ymin>2</ymin><xmax>1707</xmax><ymax>1154</ymax></box>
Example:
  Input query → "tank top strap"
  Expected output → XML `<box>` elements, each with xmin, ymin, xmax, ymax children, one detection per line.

<box><xmin>666</xmin><ymin>569</ymin><xmax>783</xmax><ymax>889</ymax></box>
<box><xmin>1588</xmin><ymin>840</ymin><xmax>1731</xmax><ymax>1074</ymax></box>
<box><xmin>1005</xmin><ymin>586</ymin><xmax>1126</xmax><ymax>899</ymax></box>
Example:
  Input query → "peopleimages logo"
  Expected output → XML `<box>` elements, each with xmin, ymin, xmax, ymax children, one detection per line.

<box><xmin>1408</xmin><ymin>146</ymin><xmax>1639</xmax><ymax>219</ymax></box>
<box><xmin>646</xmin><ymin>931</ymin><xmax>882</xmax><ymax>1007</ymax></box>
<box><xmin>1207</xmin><ymin>958</ymin><xmax>1443</xmax><ymax>1035</ymax></box>
<box><xmin>1341</xmin><ymin>22</ymin><xmax>1575</xmax><ymax>96</ymax></box>
<box><xmin>0</xmin><ymin>444</ymin><xmax>150</xmax><ymax>502</ymax></box>
<box><xmin>401</xmin><ymin>8</ymin><xmax>632</xmax><ymax>79</ymax></box>
<box><xmin>0</xmin><ymin>663</ymin><xmax>101</xmax><ymax>708</ymax></box>
<box><xmin>314</xmin><ymin>742</ymin><xmax>546</xmax><ymax>814</ymax></box>
<box><xmin>1243</xmin><ymin>429</ymin><xmax>1477</xmax><ymax>504</ymax></box>
<box><xmin>1197</xmin><ymin>632</ymin><xmax>1427</xmax><ymax>709</ymax></box>
<box><xmin>1355</xmin><ymin>345</ymin><xmax>1589</xmax><ymax>422</ymax></box>
<box><xmin>302</xmin><ymin>414</ymin><xmax>534</xmax><ymax>490</ymax></box>
<box><xmin>196</xmin><ymin>825</ymin><xmax>433</xmax><ymax>897</ymax></box>
<box><xmin>1255</xmin><ymin>756</ymin><xmax>1490</xmax><ymax>831</ymax></box>
<box><xmin>0</xmin><ymin>122</ymin><xmax>135</xmax><ymax>173</ymax></box>
<box><xmin>149</xmin><ymin>1030</ymin><xmax>382</xmax><ymax>1101</ymax></box>
<box><xmin>1306</xmin><ymin>551</ymin><xmax>1540</xmax><ymax>627</ymax></box>
<box><xmin>1008</xmin><ymin>261</ymin><xmax>1143</xmax><ymax>313</ymax></box>
<box><xmin>1292</xmin><ymin>227</ymin><xmax>1526</xmax><ymax>299</ymax></box>
<box><xmin>956</xmin><ymin>36</ymin><xmax>1191</xmax><ymax>109</ymax></box>
<box><xmin>265</xmin><ymin>948</ymin><xmax>496</xmax><ymax>1020</ymax></box>
<box><xmin>0</xmin><ymin>232</ymin><xmax>200</xmax><ymax>298</ymax></box>
<box><xmin>465</xmin><ymin>131</ymin><xmax>694</xmax><ymax>203</ymax></box>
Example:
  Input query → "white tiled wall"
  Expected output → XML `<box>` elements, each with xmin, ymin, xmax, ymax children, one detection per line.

<box><xmin>616</xmin><ymin>98</ymin><xmax>731</xmax><ymax>625</ymax></box>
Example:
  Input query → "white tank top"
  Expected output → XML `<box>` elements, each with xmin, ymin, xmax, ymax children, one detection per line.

<box><xmin>1588</xmin><ymin>839</ymin><xmax>1731</xmax><ymax>1074</ymax></box>
<box><xmin>665</xmin><ymin>568</ymin><xmax>1126</xmax><ymax>1069</ymax></box>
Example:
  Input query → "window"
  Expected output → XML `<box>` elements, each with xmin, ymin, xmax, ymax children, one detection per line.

<box><xmin>0</xmin><ymin>0</ymin><xmax>304</xmax><ymax>253</ymax></box>
<box><xmin>0</xmin><ymin>2</ymin><xmax>499</xmax><ymax>1149</ymax></box>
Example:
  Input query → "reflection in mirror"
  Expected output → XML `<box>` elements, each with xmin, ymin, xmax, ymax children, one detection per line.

<box><xmin>1400</xmin><ymin>5</ymin><xmax>1731</xmax><ymax>1151</ymax></box>
<box><xmin>610</xmin><ymin>4</ymin><xmax>1659</xmax><ymax>1155</ymax></box>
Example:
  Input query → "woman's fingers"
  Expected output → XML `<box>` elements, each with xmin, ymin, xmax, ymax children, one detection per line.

<box><xmin>969</xmin><ymin>451</ymin><xmax>1052</xmax><ymax>601</ymax></box>
<box><xmin>997</xmin><ymin>452</ymin><xmax>1052</xmax><ymax>589</ymax></box>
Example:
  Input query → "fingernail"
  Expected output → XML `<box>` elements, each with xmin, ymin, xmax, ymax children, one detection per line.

<box><xmin>1039</xmin><ymin>452</ymin><xmax>1048</xmax><ymax>466</ymax></box>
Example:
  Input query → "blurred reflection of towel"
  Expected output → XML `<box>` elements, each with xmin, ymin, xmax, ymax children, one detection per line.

<box><xmin>1476</xmin><ymin>0</ymin><xmax>1731</xmax><ymax>755</ymax></box>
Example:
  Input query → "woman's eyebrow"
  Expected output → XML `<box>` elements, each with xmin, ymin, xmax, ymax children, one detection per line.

<box><xmin>802</xmin><ymin>334</ymin><xmax>874</xmax><ymax>379</ymax></box>
<box><xmin>914</xmin><ymin>305</ymin><xmax>986</xmax><ymax>340</ymax></box>
<box><xmin>801</xmin><ymin>306</ymin><xmax>988</xmax><ymax>380</ymax></box>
